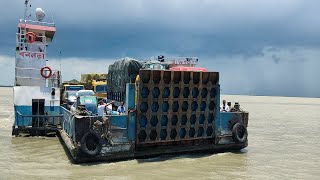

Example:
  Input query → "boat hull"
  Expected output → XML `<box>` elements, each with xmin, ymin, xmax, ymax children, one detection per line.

<box><xmin>59</xmin><ymin>107</ymin><xmax>248</xmax><ymax>163</ymax></box>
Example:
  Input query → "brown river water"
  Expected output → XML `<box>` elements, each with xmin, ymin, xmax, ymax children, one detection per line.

<box><xmin>0</xmin><ymin>87</ymin><xmax>319</xmax><ymax>179</ymax></box>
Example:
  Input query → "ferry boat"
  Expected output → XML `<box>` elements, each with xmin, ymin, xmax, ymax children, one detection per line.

<box><xmin>12</xmin><ymin>1</ymin><xmax>249</xmax><ymax>163</ymax></box>
<box><xmin>12</xmin><ymin>0</ymin><xmax>61</xmax><ymax>136</ymax></box>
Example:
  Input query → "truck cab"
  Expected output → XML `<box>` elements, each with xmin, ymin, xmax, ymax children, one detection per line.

<box><xmin>61</xmin><ymin>84</ymin><xmax>84</xmax><ymax>109</ymax></box>
<box><xmin>92</xmin><ymin>80</ymin><xmax>107</xmax><ymax>99</ymax></box>
<box><xmin>70</xmin><ymin>90</ymin><xmax>98</xmax><ymax>115</ymax></box>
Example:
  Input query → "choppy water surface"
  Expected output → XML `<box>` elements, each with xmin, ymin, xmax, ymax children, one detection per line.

<box><xmin>0</xmin><ymin>87</ymin><xmax>319</xmax><ymax>179</ymax></box>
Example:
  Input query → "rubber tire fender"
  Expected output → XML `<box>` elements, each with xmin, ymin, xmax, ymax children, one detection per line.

<box><xmin>80</xmin><ymin>131</ymin><xmax>102</xmax><ymax>156</ymax></box>
<box><xmin>232</xmin><ymin>123</ymin><xmax>248</xmax><ymax>143</ymax></box>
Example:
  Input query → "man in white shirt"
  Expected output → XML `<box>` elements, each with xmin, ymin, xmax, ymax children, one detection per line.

<box><xmin>105</xmin><ymin>101</ymin><xmax>113</xmax><ymax>115</ymax></box>
<box><xmin>97</xmin><ymin>101</ymin><xmax>106</xmax><ymax>116</ymax></box>
<box><xmin>220</xmin><ymin>100</ymin><xmax>230</xmax><ymax>112</ymax></box>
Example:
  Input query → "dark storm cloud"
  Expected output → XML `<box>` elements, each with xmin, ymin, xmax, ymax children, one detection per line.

<box><xmin>1</xmin><ymin>0</ymin><xmax>320</xmax><ymax>58</ymax></box>
<box><xmin>208</xmin><ymin>48</ymin><xmax>320</xmax><ymax>97</ymax></box>
<box><xmin>1</xmin><ymin>0</ymin><xmax>320</xmax><ymax>97</ymax></box>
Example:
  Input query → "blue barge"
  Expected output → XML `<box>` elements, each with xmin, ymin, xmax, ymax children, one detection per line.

<box><xmin>59</xmin><ymin>69</ymin><xmax>249</xmax><ymax>163</ymax></box>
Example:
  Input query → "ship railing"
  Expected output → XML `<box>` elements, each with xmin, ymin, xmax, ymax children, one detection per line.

<box><xmin>149</xmin><ymin>56</ymin><xmax>199</xmax><ymax>66</ymax></box>
<box><xmin>19</xmin><ymin>19</ymin><xmax>55</xmax><ymax>27</ymax></box>
<box><xmin>16</xmin><ymin>39</ymin><xmax>48</xmax><ymax>47</ymax></box>
<box><xmin>15</xmin><ymin>111</ymin><xmax>63</xmax><ymax>130</ymax></box>
<box><xmin>15</xmin><ymin>67</ymin><xmax>61</xmax><ymax>88</ymax></box>
<box><xmin>16</xmin><ymin>35</ymin><xmax>47</xmax><ymax>45</ymax></box>
<box><xmin>16</xmin><ymin>33</ymin><xmax>47</xmax><ymax>52</ymax></box>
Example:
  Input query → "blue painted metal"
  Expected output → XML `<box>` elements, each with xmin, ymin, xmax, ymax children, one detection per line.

<box><xmin>110</xmin><ymin>115</ymin><xmax>128</xmax><ymax>143</ymax></box>
<box><xmin>218</xmin><ymin>113</ymin><xmax>241</xmax><ymax>131</ymax></box>
<box><xmin>125</xmin><ymin>83</ymin><xmax>135</xmax><ymax>111</ymax></box>
<box><xmin>60</xmin><ymin>107</ymin><xmax>75</xmax><ymax>140</ymax></box>
<box><xmin>128</xmin><ymin>112</ymin><xmax>136</xmax><ymax>141</ymax></box>
<box><xmin>110</xmin><ymin>115</ymin><xmax>127</xmax><ymax>128</ymax></box>
<box><xmin>14</xmin><ymin>105</ymin><xmax>61</xmax><ymax>126</ymax></box>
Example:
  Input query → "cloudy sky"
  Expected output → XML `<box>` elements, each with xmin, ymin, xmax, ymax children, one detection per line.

<box><xmin>0</xmin><ymin>0</ymin><xmax>319</xmax><ymax>97</ymax></box>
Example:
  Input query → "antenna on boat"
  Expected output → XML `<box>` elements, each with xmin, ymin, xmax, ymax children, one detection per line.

<box><xmin>24</xmin><ymin>0</ymin><xmax>32</xmax><ymax>20</ymax></box>
<box><xmin>51</xmin><ymin>14</ymin><xmax>55</xmax><ymax>24</ymax></box>
<box><xmin>59</xmin><ymin>50</ymin><xmax>62</xmax><ymax>73</ymax></box>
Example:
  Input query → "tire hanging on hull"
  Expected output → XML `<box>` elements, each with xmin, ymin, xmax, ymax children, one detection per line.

<box><xmin>232</xmin><ymin>123</ymin><xmax>248</xmax><ymax>143</ymax></box>
<box><xmin>80</xmin><ymin>131</ymin><xmax>103</xmax><ymax>156</ymax></box>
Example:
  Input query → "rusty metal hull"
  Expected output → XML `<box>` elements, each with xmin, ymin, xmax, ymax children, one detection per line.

<box><xmin>59</xmin><ymin>107</ymin><xmax>248</xmax><ymax>163</ymax></box>
<box><xmin>59</xmin><ymin>128</ymin><xmax>247</xmax><ymax>163</ymax></box>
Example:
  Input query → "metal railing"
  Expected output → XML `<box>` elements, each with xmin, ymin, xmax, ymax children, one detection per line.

<box><xmin>15</xmin><ymin>111</ymin><xmax>63</xmax><ymax>130</ymax></box>
<box><xmin>19</xmin><ymin>19</ymin><xmax>55</xmax><ymax>27</ymax></box>
<box><xmin>15</xmin><ymin>67</ymin><xmax>61</xmax><ymax>87</ymax></box>
<box><xmin>16</xmin><ymin>33</ymin><xmax>47</xmax><ymax>52</ymax></box>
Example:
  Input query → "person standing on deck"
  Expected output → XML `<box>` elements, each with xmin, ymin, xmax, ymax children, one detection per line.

<box><xmin>97</xmin><ymin>101</ymin><xmax>106</xmax><ymax>116</ymax></box>
<box><xmin>220</xmin><ymin>100</ymin><xmax>230</xmax><ymax>112</ymax></box>
<box><xmin>105</xmin><ymin>100</ymin><xmax>114</xmax><ymax>115</ymax></box>
<box><xmin>117</xmin><ymin>102</ymin><xmax>126</xmax><ymax>114</ymax></box>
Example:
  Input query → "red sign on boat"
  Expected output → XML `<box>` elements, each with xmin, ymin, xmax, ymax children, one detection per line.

<box><xmin>20</xmin><ymin>52</ymin><xmax>45</xmax><ymax>59</ymax></box>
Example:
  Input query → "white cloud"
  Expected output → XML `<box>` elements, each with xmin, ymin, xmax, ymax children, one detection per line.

<box><xmin>47</xmin><ymin>57</ymin><xmax>113</xmax><ymax>82</ymax></box>
<box><xmin>1</xmin><ymin>46</ymin><xmax>320</xmax><ymax>97</ymax></box>
<box><xmin>0</xmin><ymin>55</ymin><xmax>113</xmax><ymax>85</ymax></box>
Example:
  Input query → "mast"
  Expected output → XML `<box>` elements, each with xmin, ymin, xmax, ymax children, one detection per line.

<box><xmin>24</xmin><ymin>0</ymin><xmax>31</xmax><ymax>21</ymax></box>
